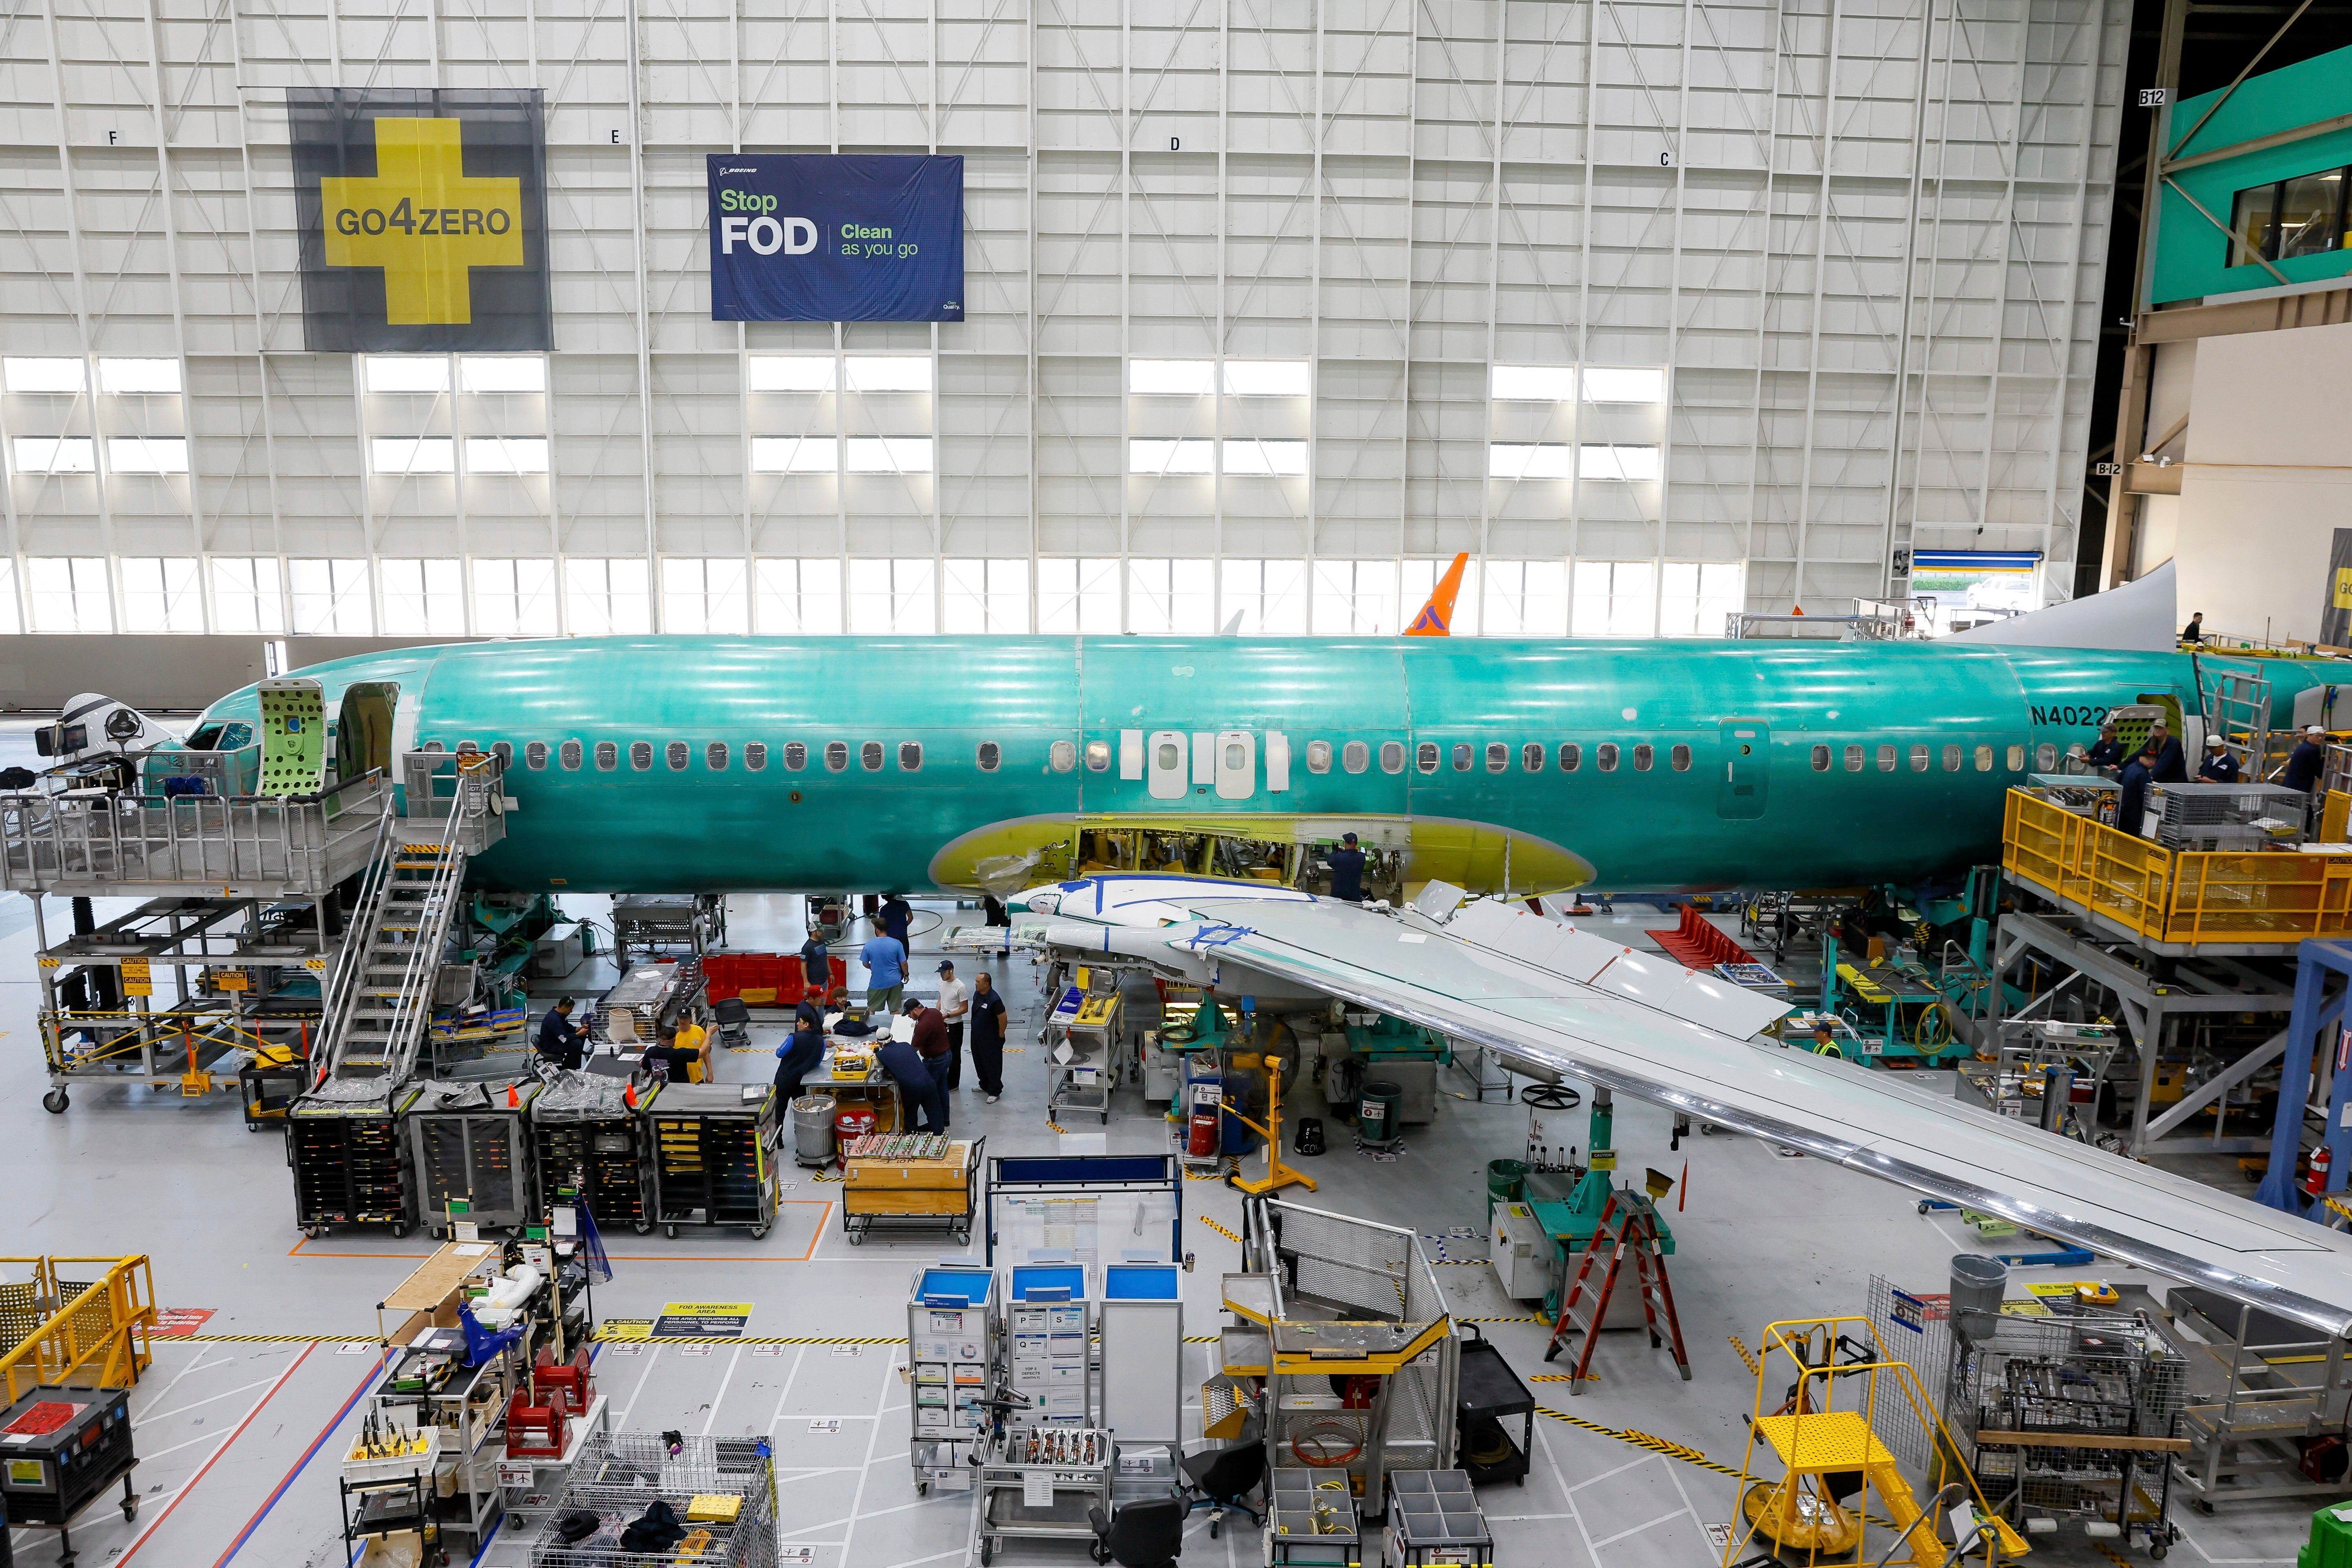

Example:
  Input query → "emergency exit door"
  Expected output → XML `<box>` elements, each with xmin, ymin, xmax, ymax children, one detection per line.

<box><xmin>1717</xmin><ymin>721</ymin><xmax>1768</xmax><ymax>820</ymax></box>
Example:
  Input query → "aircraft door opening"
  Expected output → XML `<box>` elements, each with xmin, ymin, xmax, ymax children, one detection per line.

<box><xmin>1215</xmin><ymin>730</ymin><xmax>1256</xmax><ymax>799</ymax></box>
<box><xmin>1148</xmin><ymin>730</ymin><xmax>1188</xmax><ymax>799</ymax></box>
<box><xmin>1718</xmin><ymin>721</ymin><xmax>1768</xmax><ymax>820</ymax></box>
<box><xmin>338</xmin><ymin>682</ymin><xmax>398</xmax><ymax>783</ymax></box>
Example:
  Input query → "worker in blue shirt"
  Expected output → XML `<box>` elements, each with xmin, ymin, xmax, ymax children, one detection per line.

<box><xmin>2284</xmin><ymin>725</ymin><xmax>2329</xmax><ymax>793</ymax></box>
<box><xmin>534</xmin><ymin>997</ymin><xmax>586</xmax><ymax>1070</ymax></box>
<box><xmin>2144</xmin><ymin>721</ymin><xmax>2187</xmax><ymax>783</ymax></box>
<box><xmin>773</xmin><ymin>1015</ymin><xmax>826</xmax><ymax>1099</ymax></box>
<box><xmin>2115</xmin><ymin>753</ymin><xmax>2153</xmax><ymax>839</ymax></box>
<box><xmin>860</xmin><ymin>927</ymin><xmax>909</xmax><ymax>1013</ymax></box>
<box><xmin>2083</xmin><ymin>721</ymin><xmax>2126</xmax><ymax>770</ymax></box>
<box><xmin>2197</xmin><ymin>736</ymin><xmax>2241</xmax><ymax>784</ymax></box>
<box><xmin>876</xmin><ymin>1033</ymin><xmax>949</xmax><ymax>1134</ymax></box>
<box><xmin>1325</xmin><ymin>832</ymin><xmax>1367</xmax><ymax>901</ymax></box>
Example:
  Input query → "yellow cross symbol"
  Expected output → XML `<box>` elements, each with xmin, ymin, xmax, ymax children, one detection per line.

<box><xmin>321</xmin><ymin>117</ymin><xmax>524</xmax><ymax>326</ymax></box>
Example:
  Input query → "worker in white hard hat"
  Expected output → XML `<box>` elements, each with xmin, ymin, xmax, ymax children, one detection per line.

<box><xmin>2284</xmin><ymin>724</ymin><xmax>2330</xmax><ymax>794</ymax></box>
<box><xmin>2197</xmin><ymin>734</ymin><xmax>2241</xmax><ymax>784</ymax></box>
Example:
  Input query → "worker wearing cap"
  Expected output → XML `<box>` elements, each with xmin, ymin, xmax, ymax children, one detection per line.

<box><xmin>2144</xmin><ymin>719</ymin><xmax>2187</xmax><ymax>783</ymax></box>
<box><xmin>2083</xmin><ymin>720</ymin><xmax>2126</xmax><ymax>770</ymax></box>
<box><xmin>1326</xmin><ymin>832</ymin><xmax>1367</xmax><ymax>902</ymax></box>
<box><xmin>772</xmin><ymin>1013</ymin><xmax>825</xmax><ymax>1099</ymax></box>
<box><xmin>2197</xmin><ymin>735</ymin><xmax>2241</xmax><ymax>784</ymax></box>
<box><xmin>642</xmin><ymin>1024</ymin><xmax>704</xmax><ymax>1084</ymax></box>
<box><xmin>935</xmin><ymin>960</ymin><xmax>970</xmax><ymax>1091</ymax></box>
<box><xmin>2285</xmin><ymin>725</ymin><xmax>2330</xmax><ymax>794</ymax></box>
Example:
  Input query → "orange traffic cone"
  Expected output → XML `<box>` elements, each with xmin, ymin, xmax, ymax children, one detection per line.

<box><xmin>506</xmin><ymin>1083</ymin><xmax>520</xmax><ymax>1108</ymax></box>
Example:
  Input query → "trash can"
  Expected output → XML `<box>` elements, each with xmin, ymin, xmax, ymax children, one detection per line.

<box><xmin>834</xmin><ymin>1105</ymin><xmax>877</xmax><ymax>1152</ymax></box>
<box><xmin>1359</xmin><ymin>1079</ymin><xmax>1403</xmax><ymax>1149</ymax></box>
<box><xmin>1486</xmin><ymin>1159</ymin><xmax>1531</xmax><ymax>1203</ymax></box>
<box><xmin>1950</xmin><ymin>1252</ymin><xmax>2007</xmax><ymax>1338</ymax></box>
<box><xmin>792</xmin><ymin>1095</ymin><xmax>836</xmax><ymax>1168</ymax></box>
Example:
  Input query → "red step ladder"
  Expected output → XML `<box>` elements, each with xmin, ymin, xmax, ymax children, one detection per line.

<box><xmin>1541</xmin><ymin>1188</ymin><xmax>1690</xmax><ymax>1391</ymax></box>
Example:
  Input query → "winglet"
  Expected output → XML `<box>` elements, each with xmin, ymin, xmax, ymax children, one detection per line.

<box><xmin>1405</xmin><ymin>553</ymin><xmax>1469</xmax><ymax>636</ymax></box>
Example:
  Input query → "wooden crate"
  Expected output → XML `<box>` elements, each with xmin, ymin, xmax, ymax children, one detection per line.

<box><xmin>842</xmin><ymin>1141</ymin><xmax>977</xmax><ymax>1216</ymax></box>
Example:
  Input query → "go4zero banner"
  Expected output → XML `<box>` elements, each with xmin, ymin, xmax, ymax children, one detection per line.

<box><xmin>288</xmin><ymin>88</ymin><xmax>553</xmax><ymax>352</ymax></box>
<box><xmin>708</xmin><ymin>154</ymin><xmax>963</xmax><ymax>323</ymax></box>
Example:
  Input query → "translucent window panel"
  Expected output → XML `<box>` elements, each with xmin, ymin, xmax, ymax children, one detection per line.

<box><xmin>1223</xmin><ymin>360</ymin><xmax>1311</xmax><ymax>397</ymax></box>
<box><xmin>471</xmin><ymin>558</ymin><xmax>558</xmax><ymax>635</ymax></box>
<box><xmin>943</xmin><ymin>558</ymin><xmax>1028</xmax><ymax>633</ymax></box>
<box><xmin>1577</xmin><ymin>445</ymin><xmax>1662</xmax><ymax>481</ymax></box>
<box><xmin>1129</xmin><ymin>439</ymin><xmax>1216</xmax><ymax>475</ymax></box>
<box><xmin>1488</xmin><ymin>444</ymin><xmax>1574</xmax><ymax>480</ymax></box>
<box><xmin>1221</xmin><ymin>440</ymin><xmax>1308</xmax><ymax>477</ymax></box>
<box><xmin>465</xmin><ymin>437</ymin><xmax>549</xmax><ymax>474</ymax></box>
<box><xmin>1312</xmin><ymin>560</ymin><xmax>1398</xmax><ymax>635</ymax></box>
<box><xmin>380</xmin><ymin>558</ymin><xmax>466</xmax><ymax>635</ymax></box>
<box><xmin>118</xmin><ymin>557</ymin><xmax>204</xmax><ymax>632</ymax></box>
<box><xmin>1036</xmin><ymin>558</ymin><xmax>1121</xmax><ymax>634</ymax></box>
<box><xmin>843</xmin><ymin>357</ymin><xmax>932</xmax><ymax>393</ymax></box>
<box><xmin>564</xmin><ymin>557</ymin><xmax>652</xmax><ymax>636</ymax></box>
<box><xmin>748</xmin><ymin>356</ymin><xmax>837</xmax><ymax>392</ymax></box>
<box><xmin>1400</xmin><ymin>558</ymin><xmax>1480</xmax><ymax>635</ymax></box>
<box><xmin>1482</xmin><ymin>560</ymin><xmax>1567</xmax><ymax>637</ymax></box>
<box><xmin>26</xmin><ymin>557</ymin><xmax>108</xmax><ymax>632</ymax></box>
<box><xmin>107</xmin><ymin>437</ymin><xmax>188</xmax><ymax>474</ymax></box>
<box><xmin>98</xmin><ymin>358</ymin><xmax>180</xmax><ymax>394</ymax></box>
<box><xmin>844</xmin><ymin>437</ymin><xmax>930</xmax><ymax>473</ymax></box>
<box><xmin>753</xmin><ymin>558</ymin><xmax>844</xmax><ymax>634</ymax></box>
<box><xmin>372</xmin><ymin>438</ymin><xmax>455</xmax><ymax>474</ymax></box>
<box><xmin>1490</xmin><ymin>365</ymin><xmax>1575</xmax><ymax>401</ymax></box>
<box><xmin>1129</xmin><ymin>359</ymin><xmax>1216</xmax><ymax>395</ymax></box>
<box><xmin>1571</xmin><ymin>561</ymin><xmax>1657</xmax><ymax>637</ymax></box>
<box><xmin>1219</xmin><ymin>560</ymin><xmax>1306</xmax><ymax>635</ymax></box>
<box><xmin>750</xmin><ymin>437</ymin><xmax>837</xmax><ymax>473</ymax></box>
<box><xmin>13</xmin><ymin>437</ymin><xmax>93</xmax><ymax>473</ymax></box>
<box><xmin>289</xmin><ymin>559</ymin><xmax>373</xmax><ymax>635</ymax></box>
<box><xmin>846</xmin><ymin>558</ymin><xmax>936</xmax><ymax>635</ymax></box>
<box><xmin>2231</xmin><ymin>184</ymin><xmax>2278</xmax><ymax>265</ymax></box>
<box><xmin>1128</xmin><ymin>559</ymin><xmax>1215</xmax><ymax>635</ymax></box>
<box><xmin>1657</xmin><ymin>562</ymin><xmax>1745</xmax><ymax>637</ymax></box>
<box><xmin>661</xmin><ymin>557</ymin><xmax>750</xmax><ymax>634</ymax></box>
<box><xmin>364</xmin><ymin>356</ymin><xmax>449</xmax><ymax>394</ymax></box>
<box><xmin>210</xmin><ymin>557</ymin><xmax>284</xmax><ymax>634</ymax></box>
<box><xmin>459</xmin><ymin>356</ymin><xmax>547</xmax><ymax>393</ymax></box>
<box><xmin>2278</xmin><ymin>171</ymin><xmax>2344</xmax><ymax>259</ymax></box>
<box><xmin>4</xmin><ymin>358</ymin><xmax>84</xmax><ymax>394</ymax></box>
<box><xmin>1580</xmin><ymin>367</ymin><xmax>1667</xmax><ymax>404</ymax></box>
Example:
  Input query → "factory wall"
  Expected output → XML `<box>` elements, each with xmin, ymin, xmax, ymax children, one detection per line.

<box><xmin>0</xmin><ymin>635</ymin><xmax>488</xmax><ymax>712</ymax></box>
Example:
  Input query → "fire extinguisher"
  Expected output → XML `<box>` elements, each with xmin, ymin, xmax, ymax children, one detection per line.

<box><xmin>1188</xmin><ymin>1082</ymin><xmax>1222</xmax><ymax>1158</ymax></box>
<box><xmin>2307</xmin><ymin>1143</ymin><xmax>2332</xmax><ymax>1197</ymax></box>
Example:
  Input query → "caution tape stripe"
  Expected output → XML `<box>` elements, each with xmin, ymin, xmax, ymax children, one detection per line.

<box><xmin>1198</xmin><ymin>1216</ymin><xmax>1241</xmax><ymax>1243</ymax></box>
<box><xmin>172</xmin><ymin>1334</ymin><xmax>378</xmax><ymax>1343</ymax></box>
<box><xmin>595</xmin><ymin>1333</ymin><xmax>910</xmax><ymax>1345</ymax></box>
<box><xmin>1535</xmin><ymin>1406</ymin><xmax>1740</xmax><ymax>1477</ymax></box>
<box><xmin>1728</xmin><ymin>1334</ymin><xmax>1761</xmax><ymax>1376</ymax></box>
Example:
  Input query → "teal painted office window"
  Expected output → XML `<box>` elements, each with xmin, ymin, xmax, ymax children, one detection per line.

<box><xmin>2228</xmin><ymin>166</ymin><xmax>2349</xmax><ymax>266</ymax></box>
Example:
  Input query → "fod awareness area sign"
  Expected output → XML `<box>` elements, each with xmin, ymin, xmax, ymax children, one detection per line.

<box><xmin>708</xmin><ymin>154</ymin><xmax>964</xmax><ymax>323</ymax></box>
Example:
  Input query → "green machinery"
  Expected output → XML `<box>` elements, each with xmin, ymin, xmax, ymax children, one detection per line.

<box><xmin>1493</xmin><ymin>1088</ymin><xmax>1676</xmax><ymax>1320</ymax></box>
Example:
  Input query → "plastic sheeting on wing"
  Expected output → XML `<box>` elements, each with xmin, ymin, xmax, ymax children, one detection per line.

<box><xmin>1949</xmin><ymin>561</ymin><xmax>2177</xmax><ymax>652</ymax></box>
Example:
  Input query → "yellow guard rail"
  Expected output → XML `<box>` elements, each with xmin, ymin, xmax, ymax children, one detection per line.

<box><xmin>2005</xmin><ymin>788</ymin><xmax>2352</xmax><ymax>946</ymax></box>
<box><xmin>0</xmin><ymin>1255</ymin><xmax>157</xmax><ymax>1402</ymax></box>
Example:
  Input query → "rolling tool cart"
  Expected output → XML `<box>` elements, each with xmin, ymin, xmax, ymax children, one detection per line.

<box><xmin>976</xmin><ymin>1426</ymin><xmax>1116</xmax><ymax>1566</ymax></box>
<box><xmin>843</xmin><ymin>1135</ymin><xmax>983</xmax><ymax>1245</ymax></box>
<box><xmin>290</xmin><ymin>1084</ymin><xmax>423</xmax><ymax>1239</ymax></box>
<box><xmin>1382</xmin><ymin>1469</ymin><xmax>1492</xmax><ymax>1566</ymax></box>
<box><xmin>529</xmin><ymin>1073</ymin><xmax>652</xmax><ymax>1234</ymax></box>
<box><xmin>647</xmin><ymin>1083</ymin><xmax>779</xmax><ymax>1238</ymax></box>
<box><xmin>1265</xmin><ymin>1469</ymin><xmax>1359</xmax><ymax>1566</ymax></box>
<box><xmin>1454</xmin><ymin>1324</ymin><xmax>1533</xmax><ymax>1487</ymax></box>
<box><xmin>1046</xmin><ymin>983</ymin><xmax>1127</xmax><ymax>1124</ymax></box>
<box><xmin>406</xmin><ymin>1079</ymin><xmax>538</xmax><ymax>1236</ymax></box>
<box><xmin>0</xmin><ymin>1385</ymin><xmax>136</xmax><ymax>1568</ymax></box>
<box><xmin>908</xmin><ymin>1266</ymin><xmax>1001</xmax><ymax>1495</ymax></box>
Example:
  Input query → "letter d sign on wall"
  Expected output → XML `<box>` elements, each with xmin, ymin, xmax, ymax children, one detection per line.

<box><xmin>707</xmin><ymin>154</ymin><xmax>964</xmax><ymax>323</ymax></box>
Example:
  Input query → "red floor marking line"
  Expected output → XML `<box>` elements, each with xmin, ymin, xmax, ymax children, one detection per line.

<box><xmin>207</xmin><ymin>1349</ymin><xmax>387</xmax><ymax>1568</ymax></box>
<box><xmin>112</xmin><ymin>1340</ymin><xmax>316</xmax><ymax>1567</ymax></box>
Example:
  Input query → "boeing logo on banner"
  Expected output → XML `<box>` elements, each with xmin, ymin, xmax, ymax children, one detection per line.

<box><xmin>707</xmin><ymin>153</ymin><xmax>964</xmax><ymax>323</ymax></box>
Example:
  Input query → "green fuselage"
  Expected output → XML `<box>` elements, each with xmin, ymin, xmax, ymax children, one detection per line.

<box><xmin>189</xmin><ymin>636</ymin><xmax>2319</xmax><ymax>896</ymax></box>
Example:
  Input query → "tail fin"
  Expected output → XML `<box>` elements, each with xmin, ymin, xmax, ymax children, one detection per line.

<box><xmin>1405</xmin><ymin>553</ymin><xmax>1469</xmax><ymax>636</ymax></box>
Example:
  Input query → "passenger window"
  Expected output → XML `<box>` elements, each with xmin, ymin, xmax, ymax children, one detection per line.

<box><xmin>424</xmin><ymin>740</ymin><xmax>447</xmax><ymax>752</ymax></box>
<box><xmin>706</xmin><ymin>741</ymin><xmax>729</xmax><ymax>771</ymax></box>
<box><xmin>1522</xmin><ymin>743</ymin><xmax>1544</xmax><ymax>772</ymax></box>
<box><xmin>1560</xmin><ymin>743</ymin><xmax>1581</xmax><ymax>772</ymax></box>
<box><xmin>1671</xmin><ymin>744</ymin><xmax>1690</xmax><ymax>772</ymax></box>
<box><xmin>2035</xmin><ymin>743</ymin><xmax>2055</xmax><ymax>771</ymax></box>
<box><xmin>1633</xmin><ymin>743</ymin><xmax>1654</xmax><ymax>772</ymax></box>
<box><xmin>825</xmin><ymin>742</ymin><xmax>848</xmax><ymax>772</ymax></box>
<box><xmin>1051</xmin><ymin>741</ymin><xmax>1077</xmax><ymax>772</ymax></box>
<box><xmin>1485</xmin><ymin>742</ymin><xmax>1507</xmax><ymax>773</ymax></box>
<box><xmin>1155</xmin><ymin>740</ymin><xmax>1181</xmax><ymax>772</ymax></box>
<box><xmin>1343</xmin><ymin>741</ymin><xmax>1369</xmax><ymax>774</ymax></box>
<box><xmin>1416</xmin><ymin>742</ymin><xmax>1439</xmax><ymax>774</ymax></box>
<box><xmin>558</xmin><ymin>740</ymin><xmax>582</xmax><ymax>771</ymax></box>
<box><xmin>1909</xmin><ymin>744</ymin><xmax>1929</xmax><ymax>773</ymax></box>
<box><xmin>1089</xmin><ymin>740</ymin><xmax>1113</xmax><ymax>772</ymax></box>
<box><xmin>1597</xmin><ymin>743</ymin><xmax>1620</xmax><ymax>773</ymax></box>
<box><xmin>491</xmin><ymin>741</ymin><xmax>513</xmax><ymax>767</ymax></box>
<box><xmin>1810</xmin><ymin>744</ymin><xmax>1829</xmax><ymax>772</ymax></box>
<box><xmin>525</xmin><ymin>741</ymin><xmax>549</xmax><ymax>770</ymax></box>
<box><xmin>1307</xmin><ymin>741</ymin><xmax>1332</xmax><ymax>774</ymax></box>
<box><xmin>977</xmin><ymin>742</ymin><xmax>1001</xmax><ymax>772</ymax></box>
<box><xmin>1380</xmin><ymin>741</ymin><xmax>1405</xmax><ymax>774</ymax></box>
<box><xmin>861</xmin><ymin>742</ymin><xmax>885</xmax><ymax>772</ymax></box>
<box><xmin>785</xmin><ymin>742</ymin><xmax>810</xmax><ymax>771</ymax></box>
<box><xmin>900</xmin><ymin>742</ymin><xmax>923</xmax><ymax>772</ymax></box>
<box><xmin>1942</xmin><ymin>744</ymin><xmax>1960</xmax><ymax>772</ymax></box>
<box><xmin>1452</xmin><ymin>743</ymin><xmax>1473</xmax><ymax>772</ymax></box>
<box><xmin>594</xmin><ymin>741</ymin><xmax>617</xmax><ymax>771</ymax></box>
<box><xmin>2007</xmin><ymin>744</ymin><xmax>2025</xmax><ymax>771</ymax></box>
<box><xmin>629</xmin><ymin>741</ymin><xmax>653</xmax><ymax>771</ymax></box>
<box><xmin>1876</xmin><ymin>744</ymin><xmax>1896</xmax><ymax>773</ymax></box>
<box><xmin>666</xmin><ymin>741</ymin><xmax>690</xmax><ymax>771</ymax></box>
<box><xmin>1843</xmin><ymin>744</ymin><xmax>1862</xmax><ymax>772</ymax></box>
<box><xmin>744</xmin><ymin>743</ymin><xmax>768</xmax><ymax>771</ymax></box>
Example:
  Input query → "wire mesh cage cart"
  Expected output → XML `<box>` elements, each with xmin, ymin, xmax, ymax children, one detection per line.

<box><xmin>527</xmin><ymin>1431</ymin><xmax>774</xmax><ymax>1568</ymax></box>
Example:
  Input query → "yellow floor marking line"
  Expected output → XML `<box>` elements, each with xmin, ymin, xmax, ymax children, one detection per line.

<box><xmin>1729</xmin><ymin>1334</ymin><xmax>1761</xmax><ymax>1375</ymax></box>
<box><xmin>1199</xmin><ymin>1216</ymin><xmax>1242</xmax><ymax>1243</ymax></box>
<box><xmin>1535</xmin><ymin>1406</ymin><xmax>1740</xmax><ymax>1477</ymax></box>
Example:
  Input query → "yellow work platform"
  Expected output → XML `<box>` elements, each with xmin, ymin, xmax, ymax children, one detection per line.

<box><xmin>1836</xmin><ymin>965</ymin><xmax>1894</xmax><ymax>1006</ymax></box>
<box><xmin>1751</xmin><ymin>1410</ymin><xmax>1892</xmax><ymax>1472</ymax></box>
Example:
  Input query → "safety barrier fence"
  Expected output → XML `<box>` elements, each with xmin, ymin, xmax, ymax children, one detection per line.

<box><xmin>2005</xmin><ymin>789</ymin><xmax>2352</xmax><ymax>945</ymax></box>
<box><xmin>0</xmin><ymin>1255</ymin><xmax>156</xmax><ymax>1403</ymax></box>
<box><xmin>40</xmin><ymin>1007</ymin><xmax>287</xmax><ymax>1077</ymax></box>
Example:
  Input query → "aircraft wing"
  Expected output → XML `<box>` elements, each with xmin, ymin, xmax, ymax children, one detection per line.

<box><xmin>1149</xmin><ymin>889</ymin><xmax>2352</xmax><ymax>1337</ymax></box>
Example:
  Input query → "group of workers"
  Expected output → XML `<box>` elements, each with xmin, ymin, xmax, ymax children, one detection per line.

<box><xmin>771</xmin><ymin>942</ymin><xmax>1011</xmax><ymax>1136</ymax></box>
<box><xmin>2089</xmin><ymin>711</ymin><xmax>2332</xmax><ymax>838</ymax></box>
<box><xmin>534</xmin><ymin>995</ymin><xmax>710</xmax><ymax>1081</ymax></box>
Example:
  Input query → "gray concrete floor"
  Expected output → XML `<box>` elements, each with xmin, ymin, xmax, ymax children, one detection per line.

<box><xmin>0</xmin><ymin>734</ymin><xmax>2332</xmax><ymax>1566</ymax></box>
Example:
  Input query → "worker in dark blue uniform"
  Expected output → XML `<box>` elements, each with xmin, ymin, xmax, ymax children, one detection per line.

<box><xmin>1325</xmin><ymin>832</ymin><xmax>1367</xmax><ymax>901</ymax></box>
<box><xmin>535</xmin><ymin>997</ymin><xmax>586</xmax><ymax>1070</ymax></box>
<box><xmin>2084</xmin><ymin>721</ymin><xmax>2126</xmax><ymax>770</ymax></box>
<box><xmin>2181</xmin><ymin>611</ymin><xmax>2205</xmax><ymax>644</ymax></box>
<box><xmin>2144</xmin><ymin>721</ymin><xmax>2187</xmax><ymax>783</ymax></box>
<box><xmin>877</xmin><ymin>1033</ymin><xmax>950</xmax><ymax>1134</ymax></box>
<box><xmin>773</xmin><ymin>1014</ymin><xmax>826</xmax><ymax>1099</ymax></box>
<box><xmin>2285</xmin><ymin>725</ymin><xmax>2330</xmax><ymax>794</ymax></box>
<box><xmin>2197</xmin><ymin>736</ymin><xmax>2242</xmax><ymax>784</ymax></box>
<box><xmin>800</xmin><ymin>924</ymin><xmax>833</xmax><ymax>996</ymax></box>
<box><xmin>2115</xmin><ymin>753</ymin><xmax>2153</xmax><ymax>839</ymax></box>
<box><xmin>879</xmin><ymin>893</ymin><xmax>913</xmax><ymax>948</ymax></box>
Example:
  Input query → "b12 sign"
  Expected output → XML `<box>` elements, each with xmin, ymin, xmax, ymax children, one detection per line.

<box><xmin>708</xmin><ymin>154</ymin><xmax>963</xmax><ymax>323</ymax></box>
